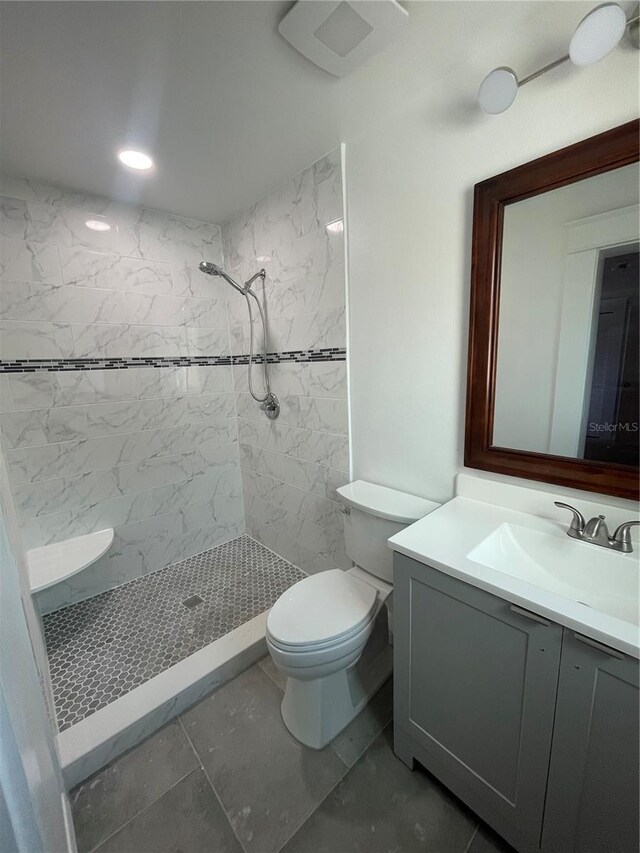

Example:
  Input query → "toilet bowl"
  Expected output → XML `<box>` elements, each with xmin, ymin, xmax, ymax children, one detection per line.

<box><xmin>266</xmin><ymin>480</ymin><xmax>439</xmax><ymax>749</ymax></box>
<box><xmin>267</xmin><ymin>568</ymin><xmax>382</xmax><ymax>680</ymax></box>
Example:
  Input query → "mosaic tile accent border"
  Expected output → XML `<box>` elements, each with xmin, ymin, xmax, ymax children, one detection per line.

<box><xmin>234</xmin><ymin>347</ymin><xmax>346</xmax><ymax>365</ymax></box>
<box><xmin>0</xmin><ymin>348</ymin><xmax>346</xmax><ymax>373</ymax></box>
<box><xmin>43</xmin><ymin>534</ymin><xmax>305</xmax><ymax>731</ymax></box>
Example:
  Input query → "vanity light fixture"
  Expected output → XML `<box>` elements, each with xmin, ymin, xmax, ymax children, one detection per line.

<box><xmin>117</xmin><ymin>149</ymin><xmax>154</xmax><ymax>171</ymax></box>
<box><xmin>325</xmin><ymin>219</ymin><xmax>344</xmax><ymax>234</ymax></box>
<box><xmin>570</xmin><ymin>2</ymin><xmax>628</xmax><ymax>64</ymax></box>
<box><xmin>85</xmin><ymin>218</ymin><xmax>111</xmax><ymax>232</ymax></box>
<box><xmin>478</xmin><ymin>2</ymin><xmax>639</xmax><ymax>113</ymax></box>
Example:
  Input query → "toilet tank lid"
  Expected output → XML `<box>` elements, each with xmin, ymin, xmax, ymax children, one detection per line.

<box><xmin>336</xmin><ymin>480</ymin><xmax>440</xmax><ymax>523</ymax></box>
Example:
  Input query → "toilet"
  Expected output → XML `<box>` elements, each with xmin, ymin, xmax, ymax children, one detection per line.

<box><xmin>266</xmin><ymin>479</ymin><xmax>439</xmax><ymax>749</ymax></box>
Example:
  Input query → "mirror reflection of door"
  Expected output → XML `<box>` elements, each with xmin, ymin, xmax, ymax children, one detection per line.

<box><xmin>583</xmin><ymin>251</ymin><xmax>639</xmax><ymax>466</ymax></box>
<box><xmin>493</xmin><ymin>160</ymin><xmax>639</xmax><ymax>470</ymax></box>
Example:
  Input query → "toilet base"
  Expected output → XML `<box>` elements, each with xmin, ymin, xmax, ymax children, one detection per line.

<box><xmin>279</xmin><ymin>608</ymin><xmax>393</xmax><ymax>749</ymax></box>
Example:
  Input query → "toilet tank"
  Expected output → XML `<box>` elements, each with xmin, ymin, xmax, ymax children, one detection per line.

<box><xmin>336</xmin><ymin>480</ymin><xmax>440</xmax><ymax>583</ymax></box>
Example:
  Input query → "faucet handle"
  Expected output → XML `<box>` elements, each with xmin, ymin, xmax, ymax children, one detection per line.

<box><xmin>554</xmin><ymin>501</ymin><xmax>586</xmax><ymax>534</ymax></box>
<box><xmin>611</xmin><ymin>520</ymin><xmax>640</xmax><ymax>552</ymax></box>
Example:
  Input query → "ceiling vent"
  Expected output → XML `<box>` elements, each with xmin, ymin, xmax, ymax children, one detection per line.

<box><xmin>278</xmin><ymin>1</ymin><xmax>408</xmax><ymax>77</ymax></box>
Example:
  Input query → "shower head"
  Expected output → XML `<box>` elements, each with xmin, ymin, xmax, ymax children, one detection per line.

<box><xmin>199</xmin><ymin>260</ymin><xmax>246</xmax><ymax>294</ymax></box>
<box><xmin>199</xmin><ymin>260</ymin><xmax>222</xmax><ymax>276</ymax></box>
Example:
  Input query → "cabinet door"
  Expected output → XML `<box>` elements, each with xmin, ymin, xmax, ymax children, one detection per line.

<box><xmin>393</xmin><ymin>554</ymin><xmax>562</xmax><ymax>853</ymax></box>
<box><xmin>542</xmin><ymin>631</ymin><xmax>639</xmax><ymax>853</ymax></box>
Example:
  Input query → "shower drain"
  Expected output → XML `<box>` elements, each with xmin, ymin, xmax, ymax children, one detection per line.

<box><xmin>182</xmin><ymin>594</ymin><xmax>204</xmax><ymax>609</ymax></box>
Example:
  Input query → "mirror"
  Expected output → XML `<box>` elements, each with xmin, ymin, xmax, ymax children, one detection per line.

<box><xmin>465</xmin><ymin>120</ymin><xmax>639</xmax><ymax>500</ymax></box>
<box><xmin>494</xmin><ymin>163</ymin><xmax>639</xmax><ymax>466</ymax></box>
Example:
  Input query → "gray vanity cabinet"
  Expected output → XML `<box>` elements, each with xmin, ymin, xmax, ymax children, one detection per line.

<box><xmin>542</xmin><ymin>631</ymin><xmax>639</xmax><ymax>853</ymax></box>
<box><xmin>393</xmin><ymin>553</ymin><xmax>640</xmax><ymax>853</ymax></box>
<box><xmin>393</xmin><ymin>554</ymin><xmax>563</xmax><ymax>853</ymax></box>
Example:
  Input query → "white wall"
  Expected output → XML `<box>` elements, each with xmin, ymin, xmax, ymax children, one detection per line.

<box><xmin>345</xmin><ymin>1</ymin><xmax>639</xmax><ymax>505</ymax></box>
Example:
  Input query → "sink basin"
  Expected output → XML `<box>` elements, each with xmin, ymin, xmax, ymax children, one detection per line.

<box><xmin>468</xmin><ymin>523</ymin><xmax>639</xmax><ymax>626</ymax></box>
<box><xmin>388</xmin><ymin>495</ymin><xmax>640</xmax><ymax>658</ymax></box>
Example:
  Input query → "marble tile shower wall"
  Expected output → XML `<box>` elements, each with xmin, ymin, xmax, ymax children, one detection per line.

<box><xmin>0</xmin><ymin>177</ymin><xmax>244</xmax><ymax>610</ymax></box>
<box><xmin>222</xmin><ymin>149</ymin><xmax>350</xmax><ymax>576</ymax></box>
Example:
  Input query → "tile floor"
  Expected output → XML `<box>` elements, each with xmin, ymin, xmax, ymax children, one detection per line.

<box><xmin>71</xmin><ymin>658</ymin><xmax>515</xmax><ymax>853</ymax></box>
<box><xmin>43</xmin><ymin>536</ymin><xmax>304</xmax><ymax>730</ymax></box>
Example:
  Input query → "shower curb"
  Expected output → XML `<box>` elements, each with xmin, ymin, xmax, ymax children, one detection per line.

<box><xmin>57</xmin><ymin>611</ymin><xmax>269</xmax><ymax>789</ymax></box>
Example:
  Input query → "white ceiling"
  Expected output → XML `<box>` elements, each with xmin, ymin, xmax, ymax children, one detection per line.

<box><xmin>0</xmin><ymin>0</ymin><xmax>620</xmax><ymax>224</ymax></box>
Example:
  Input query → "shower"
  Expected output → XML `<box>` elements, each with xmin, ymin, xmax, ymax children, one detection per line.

<box><xmin>199</xmin><ymin>260</ymin><xmax>280</xmax><ymax>420</ymax></box>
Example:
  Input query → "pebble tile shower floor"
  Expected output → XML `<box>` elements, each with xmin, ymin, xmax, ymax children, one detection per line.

<box><xmin>43</xmin><ymin>535</ymin><xmax>305</xmax><ymax>731</ymax></box>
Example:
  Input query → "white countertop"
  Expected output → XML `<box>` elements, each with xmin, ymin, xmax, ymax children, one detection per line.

<box><xmin>388</xmin><ymin>496</ymin><xmax>640</xmax><ymax>659</ymax></box>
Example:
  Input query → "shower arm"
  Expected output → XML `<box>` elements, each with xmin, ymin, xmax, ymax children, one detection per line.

<box><xmin>244</xmin><ymin>269</ymin><xmax>266</xmax><ymax>292</ymax></box>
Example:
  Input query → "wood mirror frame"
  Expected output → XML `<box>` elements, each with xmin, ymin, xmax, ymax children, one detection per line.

<box><xmin>465</xmin><ymin>119</ymin><xmax>640</xmax><ymax>501</ymax></box>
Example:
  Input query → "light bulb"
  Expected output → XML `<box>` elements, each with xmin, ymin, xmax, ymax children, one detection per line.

<box><xmin>570</xmin><ymin>3</ymin><xmax>627</xmax><ymax>66</ymax></box>
<box><xmin>478</xmin><ymin>67</ymin><xmax>519</xmax><ymax>114</ymax></box>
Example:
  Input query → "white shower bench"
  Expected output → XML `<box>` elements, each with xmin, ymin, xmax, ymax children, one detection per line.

<box><xmin>27</xmin><ymin>528</ymin><xmax>114</xmax><ymax>593</ymax></box>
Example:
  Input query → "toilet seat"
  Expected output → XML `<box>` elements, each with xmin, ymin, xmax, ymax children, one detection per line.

<box><xmin>267</xmin><ymin>615</ymin><xmax>376</xmax><ymax>678</ymax></box>
<box><xmin>266</xmin><ymin>569</ymin><xmax>378</xmax><ymax>650</ymax></box>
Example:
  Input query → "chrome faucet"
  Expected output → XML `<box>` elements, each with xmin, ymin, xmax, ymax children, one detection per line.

<box><xmin>554</xmin><ymin>502</ymin><xmax>639</xmax><ymax>553</ymax></box>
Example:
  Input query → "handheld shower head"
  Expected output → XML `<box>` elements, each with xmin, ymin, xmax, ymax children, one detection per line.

<box><xmin>199</xmin><ymin>261</ymin><xmax>222</xmax><ymax>276</ymax></box>
<box><xmin>199</xmin><ymin>260</ymin><xmax>266</xmax><ymax>296</ymax></box>
<box><xmin>198</xmin><ymin>259</ymin><xmax>278</xmax><ymax>418</ymax></box>
<box><xmin>199</xmin><ymin>260</ymin><xmax>246</xmax><ymax>294</ymax></box>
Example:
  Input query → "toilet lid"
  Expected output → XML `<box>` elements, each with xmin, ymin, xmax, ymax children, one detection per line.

<box><xmin>267</xmin><ymin>570</ymin><xmax>378</xmax><ymax>647</ymax></box>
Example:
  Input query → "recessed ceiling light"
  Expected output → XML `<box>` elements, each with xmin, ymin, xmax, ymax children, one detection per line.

<box><xmin>117</xmin><ymin>149</ymin><xmax>154</xmax><ymax>171</ymax></box>
<box><xmin>85</xmin><ymin>218</ymin><xmax>112</xmax><ymax>232</ymax></box>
